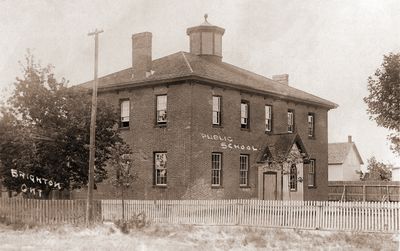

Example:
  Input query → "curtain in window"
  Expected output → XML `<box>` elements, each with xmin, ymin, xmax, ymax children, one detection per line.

<box><xmin>121</xmin><ymin>100</ymin><xmax>130</xmax><ymax>122</ymax></box>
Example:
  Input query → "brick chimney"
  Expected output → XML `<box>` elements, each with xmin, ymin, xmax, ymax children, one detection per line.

<box><xmin>348</xmin><ymin>135</ymin><xmax>352</xmax><ymax>143</ymax></box>
<box><xmin>132</xmin><ymin>32</ymin><xmax>152</xmax><ymax>79</ymax></box>
<box><xmin>272</xmin><ymin>74</ymin><xmax>289</xmax><ymax>85</ymax></box>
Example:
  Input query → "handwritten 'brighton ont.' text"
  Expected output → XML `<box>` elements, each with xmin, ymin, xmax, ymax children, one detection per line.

<box><xmin>10</xmin><ymin>169</ymin><xmax>62</xmax><ymax>197</ymax></box>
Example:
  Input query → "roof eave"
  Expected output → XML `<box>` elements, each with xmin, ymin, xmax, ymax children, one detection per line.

<box><xmin>351</xmin><ymin>144</ymin><xmax>364</xmax><ymax>165</ymax></box>
<box><xmin>95</xmin><ymin>74</ymin><xmax>338</xmax><ymax>109</ymax></box>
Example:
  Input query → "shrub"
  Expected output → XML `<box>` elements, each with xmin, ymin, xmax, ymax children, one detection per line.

<box><xmin>114</xmin><ymin>212</ymin><xmax>148</xmax><ymax>234</ymax></box>
<box><xmin>0</xmin><ymin>215</ymin><xmax>11</xmax><ymax>225</ymax></box>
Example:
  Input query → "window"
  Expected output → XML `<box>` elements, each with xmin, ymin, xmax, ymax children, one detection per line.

<box><xmin>308</xmin><ymin>159</ymin><xmax>316</xmax><ymax>187</ymax></box>
<box><xmin>120</xmin><ymin>100</ymin><xmax>130</xmax><ymax>128</ymax></box>
<box><xmin>289</xmin><ymin>164</ymin><xmax>297</xmax><ymax>191</ymax></box>
<box><xmin>265</xmin><ymin>105</ymin><xmax>272</xmax><ymax>132</ymax></box>
<box><xmin>212</xmin><ymin>96</ymin><xmax>221</xmax><ymax>126</ymax></box>
<box><xmin>211</xmin><ymin>153</ymin><xmax>222</xmax><ymax>187</ymax></box>
<box><xmin>154</xmin><ymin>152</ymin><xmax>167</xmax><ymax>186</ymax></box>
<box><xmin>241</xmin><ymin>101</ymin><xmax>249</xmax><ymax>129</ymax></box>
<box><xmin>308</xmin><ymin>113</ymin><xmax>315</xmax><ymax>137</ymax></box>
<box><xmin>240</xmin><ymin>154</ymin><xmax>249</xmax><ymax>186</ymax></box>
<box><xmin>288</xmin><ymin>110</ymin><xmax>294</xmax><ymax>133</ymax></box>
<box><xmin>156</xmin><ymin>95</ymin><xmax>167</xmax><ymax>124</ymax></box>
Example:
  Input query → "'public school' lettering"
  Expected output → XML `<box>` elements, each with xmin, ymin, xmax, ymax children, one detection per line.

<box><xmin>200</xmin><ymin>133</ymin><xmax>259</xmax><ymax>152</ymax></box>
<box><xmin>200</xmin><ymin>133</ymin><xmax>233</xmax><ymax>142</ymax></box>
<box><xmin>220</xmin><ymin>142</ymin><xmax>258</xmax><ymax>152</ymax></box>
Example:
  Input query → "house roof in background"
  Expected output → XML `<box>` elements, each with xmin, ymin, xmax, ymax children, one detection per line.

<box><xmin>328</xmin><ymin>142</ymin><xmax>364</xmax><ymax>165</ymax></box>
<box><xmin>79</xmin><ymin>51</ymin><xmax>337</xmax><ymax>109</ymax></box>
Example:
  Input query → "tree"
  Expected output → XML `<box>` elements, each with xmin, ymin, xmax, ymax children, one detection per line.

<box><xmin>360</xmin><ymin>157</ymin><xmax>392</xmax><ymax>181</ymax></box>
<box><xmin>364</xmin><ymin>53</ymin><xmax>400</xmax><ymax>156</ymax></box>
<box><xmin>0</xmin><ymin>51</ymin><xmax>124</xmax><ymax>197</ymax></box>
<box><xmin>106</xmin><ymin>143</ymin><xmax>137</xmax><ymax>220</ymax></box>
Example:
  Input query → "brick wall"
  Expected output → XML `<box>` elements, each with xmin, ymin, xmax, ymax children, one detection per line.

<box><xmin>188</xmin><ymin>83</ymin><xmax>329</xmax><ymax>200</ymax></box>
<box><xmin>91</xmin><ymin>81</ymin><xmax>329</xmax><ymax>200</ymax></box>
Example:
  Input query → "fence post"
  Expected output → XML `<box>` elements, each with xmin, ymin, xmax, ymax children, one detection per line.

<box><xmin>363</xmin><ymin>185</ymin><xmax>366</xmax><ymax>202</ymax></box>
<box><xmin>341</xmin><ymin>185</ymin><xmax>346</xmax><ymax>201</ymax></box>
<box><xmin>235</xmin><ymin>199</ymin><xmax>240</xmax><ymax>225</ymax></box>
<box><xmin>315</xmin><ymin>201</ymin><xmax>322</xmax><ymax>230</ymax></box>
<box><xmin>94</xmin><ymin>200</ymin><xmax>102</xmax><ymax>223</ymax></box>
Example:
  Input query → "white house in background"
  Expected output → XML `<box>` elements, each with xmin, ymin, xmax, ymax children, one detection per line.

<box><xmin>328</xmin><ymin>136</ymin><xmax>364</xmax><ymax>181</ymax></box>
<box><xmin>392</xmin><ymin>166</ymin><xmax>400</xmax><ymax>181</ymax></box>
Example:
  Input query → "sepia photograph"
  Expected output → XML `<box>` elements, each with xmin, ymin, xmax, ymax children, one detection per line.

<box><xmin>0</xmin><ymin>0</ymin><xmax>399</xmax><ymax>250</ymax></box>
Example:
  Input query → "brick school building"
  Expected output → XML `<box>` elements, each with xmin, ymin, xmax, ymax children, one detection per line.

<box><xmin>76</xmin><ymin>16</ymin><xmax>337</xmax><ymax>201</ymax></box>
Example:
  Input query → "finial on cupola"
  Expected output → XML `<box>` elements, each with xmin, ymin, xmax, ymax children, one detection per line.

<box><xmin>204</xmin><ymin>13</ymin><xmax>208</xmax><ymax>22</ymax></box>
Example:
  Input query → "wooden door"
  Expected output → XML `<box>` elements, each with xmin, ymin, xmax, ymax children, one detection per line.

<box><xmin>263</xmin><ymin>172</ymin><xmax>277</xmax><ymax>200</ymax></box>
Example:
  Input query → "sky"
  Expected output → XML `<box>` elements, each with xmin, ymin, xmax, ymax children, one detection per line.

<box><xmin>1</xmin><ymin>0</ymin><xmax>399</xmax><ymax>168</ymax></box>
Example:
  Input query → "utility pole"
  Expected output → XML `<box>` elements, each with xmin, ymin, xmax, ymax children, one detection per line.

<box><xmin>87</xmin><ymin>28</ymin><xmax>103</xmax><ymax>226</ymax></box>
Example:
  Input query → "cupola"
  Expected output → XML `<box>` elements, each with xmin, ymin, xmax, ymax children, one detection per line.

<box><xmin>186</xmin><ymin>14</ymin><xmax>225</xmax><ymax>62</ymax></box>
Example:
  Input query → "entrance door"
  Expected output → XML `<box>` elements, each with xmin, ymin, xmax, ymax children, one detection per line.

<box><xmin>263</xmin><ymin>172</ymin><xmax>277</xmax><ymax>200</ymax></box>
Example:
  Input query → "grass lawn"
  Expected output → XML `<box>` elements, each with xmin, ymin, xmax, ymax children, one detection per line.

<box><xmin>0</xmin><ymin>222</ymin><xmax>398</xmax><ymax>251</ymax></box>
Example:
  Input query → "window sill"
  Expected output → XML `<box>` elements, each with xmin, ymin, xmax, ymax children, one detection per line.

<box><xmin>155</xmin><ymin>124</ymin><xmax>167</xmax><ymax>128</ymax></box>
<box><xmin>211</xmin><ymin>185</ymin><xmax>223</xmax><ymax>189</ymax></box>
<box><xmin>240</xmin><ymin>185</ymin><xmax>251</xmax><ymax>188</ymax></box>
<box><xmin>240</xmin><ymin>128</ymin><xmax>250</xmax><ymax>132</ymax></box>
<box><xmin>265</xmin><ymin>131</ymin><xmax>273</xmax><ymax>135</ymax></box>
<box><xmin>119</xmin><ymin>127</ymin><xmax>130</xmax><ymax>130</ymax></box>
<box><xmin>308</xmin><ymin>186</ymin><xmax>317</xmax><ymax>189</ymax></box>
<box><xmin>308</xmin><ymin>136</ymin><xmax>316</xmax><ymax>140</ymax></box>
<box><xmin>153</xmin><ymin>185</ymin><xmax>168</xmax><ymax>189</ymax></box>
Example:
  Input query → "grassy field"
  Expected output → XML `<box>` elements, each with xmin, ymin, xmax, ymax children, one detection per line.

<box><xmin>0</xmin><ymin>222</ymin><xmax>398</xmax><ymax>251</ymax></box>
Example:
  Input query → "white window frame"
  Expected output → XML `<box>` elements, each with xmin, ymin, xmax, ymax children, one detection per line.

<box><xmin>154</xmin><ymin>152</ymin><xmax>167</xmax><ymax>186</ymax></box>
<box><xmin>308</xmin><ymin>159</ymin><xmax>316</xmax><ymax>187</ymax></box>
<box><xmin>120</xmin><ymin>100</ymin><xmax>130</xmax><ymax>128</ymax></box>
<box><xmin>265</xmin><ymin>105</ymin><xmax>272</xmax><ymax>132</ymax></box>
<box><xmin>288</xmin><ymin>110</ymin><xmax>294</xmax><ymax>133</ymax></box>
<box><xmin>308</xmin><ymin>113</ymin><xmax>315</xmax><ymax>137</ymax></box>
<box><xmin>156</xmin><ymin>95</ymin><xmax>167</xmax><ymax>124</ymax></box>
<box><xmin>211</xmin><ymin>153</ymin><xmax>222</xmax><ymax>187</ymax></box>
<box><xmin>212</xmin><ymin>96</ymin><xmax>221</xmax><ymax>126</ymax></box>
<box><xmin>240</xmin><ymin>154</ymin><xmax>249</xmax><ymax>186</ymax></box>
<box><xmin>241</xmin><ymin>101</ymin><xmax>249</xmax><ymax>128</ymax></box>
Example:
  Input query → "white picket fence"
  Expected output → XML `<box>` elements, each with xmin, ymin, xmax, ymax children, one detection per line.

<box><xmin>101</xmin><ymin>200</ymin><xmax>400</xmax><ymax>233</ymax></box>
<box><xmin>0</xmin><ymin>198</ymin><xmax>101</xmax><ymax>224</ymax></box>
<box><xmin>1</xmin><ymin>198</ymin><xmax>398</xmax><ymax>232</ymax></box>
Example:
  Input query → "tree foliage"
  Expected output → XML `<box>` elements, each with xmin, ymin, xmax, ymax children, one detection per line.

<box><xmin>0</xmin><ymin>52</ymin><xmax>124</xmax><ymax>197</ymax></box>
<box><xmin>106</xmin><ymin>143</ymin><xmax>137</xmax><ymax>220</ymax></box>
<box><xmin>107</xmin><ymin>143</ymin><xmax>137</xmax><ymax>191</ymax></box>
<box><xmin>360</xmin><ymin>157</ymin><xmax>392</xmax><ymax>181</ymax></box>
<box><xmin>364</xmin><ymin>53</ymin><xmax>400</xmax><ymax>156</ymax></box>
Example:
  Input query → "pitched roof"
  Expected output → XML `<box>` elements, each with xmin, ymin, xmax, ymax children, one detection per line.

<box><xmin>328</xmin><ymin>142</ymin><xmax>364</xmax><ymax>165</ymax></box>
<box><xmin>257</xmin><ymin>133</ymin><xmax>309</xmax><ymax>163</ymax></box>
<box><xmin>79</xmin><ymin>51</ymin><xmax>337</xmax><ymax>109</ymax></box>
